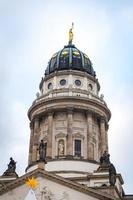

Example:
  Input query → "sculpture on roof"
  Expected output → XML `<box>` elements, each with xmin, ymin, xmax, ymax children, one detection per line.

<box><xmin>39</xmin><ymin>140</ymin><xmax>46</xmax><ymax>162</ymax></box>
<box><xmin>69</xmin><ymin>23</ymin><xmax>74</xmax><ymax>45</ymax></box>
<box><xmin>7</xmin><ymin>157</ymin><xmax>16</xmax><ymax>171</ymax></box>
<box><xmin>99</xmin><ymin>151</ymin><xmax>116</xmax><ymax>186</ymax></box>
<box><xmin>100</xmin><ymin>151</ymin><xmax>110</xmax><ymax>166</ymax></box>
<box><xmin>2</xmin><ymin>157</ymin><xmax>17</xmax><ymax>177</ymax></box>
<box><xmin>109</xmin><ymin>163</ymin><xmax>116</xmax><ymax>186</ymax></box>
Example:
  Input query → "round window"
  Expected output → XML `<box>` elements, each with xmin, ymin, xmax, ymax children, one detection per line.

<box><xmin>75</xmin><ymin>79</ymin><xmax>81</xmax><ymax>86</ymax></box>
<box><xmin>60</xmin><ymin>79</ymin><xmax>66</xmax><ymax>86</ymax></box>
<box><xmin>48</xmin><ymin>82</ymin><xmax>52</xmax><ymax>89</ymax></box>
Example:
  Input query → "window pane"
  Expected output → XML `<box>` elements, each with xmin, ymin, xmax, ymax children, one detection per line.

<box><xmin>75</xmin><ymin>140</ymin><xmax>81</xmax><ymax>156</ymax></box>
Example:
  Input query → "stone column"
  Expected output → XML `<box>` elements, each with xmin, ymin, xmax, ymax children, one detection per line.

<box><xmin>32</xmin><ymin>117</ymin><xmax>39</xmax><ymax>162</ymax></box>
<box><xmin>28</xmin><ymin>122</ymin><xmax>34</xmax><ymax>165</ymax></box>
<box><xmin>47</xmin><ymin>112</ymin><xmax>53</xmax><ymax>159</ymax></box>
<box><xmin>67</xmin><ymin>108</ymin><xmax>73</xmax><ymax>157</ymax></box>
<box><xmin>87</xmin><ymin>112</ymin><xmax>93</xmax><ymax>160</ymax></box>
<box><xmin>100</xmin><ymin>118</ymin><xmax>107</xmax><ymax>155</ymax></box>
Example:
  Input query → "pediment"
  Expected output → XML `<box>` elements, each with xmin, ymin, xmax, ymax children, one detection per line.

<box><xmin>72</xmin><ymin>132</ymin><xmax>85</xmax><ymax>139</ymax></box>
<box><xmin>55</xmin><ymin>132</ymin><xmax>67</xmax><ymax>139</ymax></box>
<box><xmin>0</xmin><ymin>167</ymin><xmax>114</xmax><ymax>200</ymax></box>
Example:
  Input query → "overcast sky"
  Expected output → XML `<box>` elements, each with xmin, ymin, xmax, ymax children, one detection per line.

<box><xmin>0</xmin><ymin>0</ymin><xmax>133</xmax><ymax>194</ymax></box>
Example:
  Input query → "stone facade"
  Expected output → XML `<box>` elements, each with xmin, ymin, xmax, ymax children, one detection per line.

<box><xmin>27</xmin><ymin>70</ymin><xmax>111</xmax><ymax>174</ymax></box>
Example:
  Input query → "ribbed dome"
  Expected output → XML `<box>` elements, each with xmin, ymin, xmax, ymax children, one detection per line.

<box><xmin>45</xmin><ymin>44</ymin><xmax>96</xmax><ymax>77</ymax></box>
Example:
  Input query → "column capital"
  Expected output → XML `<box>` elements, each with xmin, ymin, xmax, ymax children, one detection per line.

<box><xmin>105</xmin><ymin>123</ymin><xmax>109</xmax><ymax>131</ymax></box>
<box><xmin>48</xmin><ymin>112</ymin><xmax>54</xmax><ymax>117</ymax></box>
<box><xmin>34</xmin><ymin>116</ymin><xmax>39</xmax><ymax>121</ymax></box>
<box><xmin>86</xmin><ymin>110</ymin><xmax>93</xmax><ymax>117</ymax></box>
<box><xmin>67</xmin><ymin>107</ymin><xmax>74</xmax><ymax>114</ymax></box>
<box><xmin>100</xmin><ymin>117</ymin><xmax>106</xmax><ymax>123</ymax></box>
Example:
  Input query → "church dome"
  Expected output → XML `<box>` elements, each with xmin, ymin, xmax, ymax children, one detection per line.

<box><xmin>45</xmin><ymin>44</ymin><xmax>96</xmax><ymax>77</ymax></box>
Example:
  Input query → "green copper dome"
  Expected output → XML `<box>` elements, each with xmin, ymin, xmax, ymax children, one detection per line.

<box><xmin>45</xmin><ymin>44</ymin><xmax>96</xmax><ymax>77</ymax></box>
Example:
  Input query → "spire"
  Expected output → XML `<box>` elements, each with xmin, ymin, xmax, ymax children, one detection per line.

<box><xmin>68</xmin><ymin>22</ymin><xmax>74</xmax><ymax>45</ymax></box>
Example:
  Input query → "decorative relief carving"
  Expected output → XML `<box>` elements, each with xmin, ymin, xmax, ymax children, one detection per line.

<box><xmin>72</xmin><ymin>127</ymin><xmax>84</xmax><ymax>131</ymax></box>
<box><xmin>72</xmin><ymin>132</ymin><xmax>84</xmax><ymax>139</ymax></box>
<box><xmin>73</xmin><ymin>112</ymin><xmax>85</xmax><ymax>121</ymax></box>
<box><xmin>42</xmin><ymin>130</ymin><xmax>48</xmax><ymax>135</ymax></box>
<box><xmin>74</xmin><ymin>122</ymin><xmax>84</xmax><ymax>127</ymax></box>
<box><xmin>40</xmin><ymin>130</ymin><xmax>48</xmax><ymax>141</ymax></box>
<box><xmin>90</xmin><ymin>142</ymin><xmax>95</xmax><ymax>159</ymax></box>
<box><xmin>92</xmin><ymin>137</ymin><xmax>96</xmax><ymax>144</ymax></box>
<box><xmin>55</xmin><ymin>132</ymin><xmax>67</xmax><ymax>139</ymax></box>
<box><xmin>33</xmin><ymin>135</ymin><xmax>40</xmax><ymax>143</ymax></box>
<box><xmin>74</xmin><ymin>119</ymin><xmax>84</xmax><ymax>122</ymax></box>
<box><xmin>42</xmin><ymin>135</ymin><xmax>47</xmax><ymax>142</ymax></box>
<box><xmin>55</xmin><ymin>121</ymin><xmax>67</xmax><ymax>127</ymax></box>
<box><xmin>54</xmin><ymin>112</ymin><xmax>66</xmax><ymax>120</ymax></box>
<box><xmin>56</xmin><ymin>127</ymin><xmax>67</xmax><ymax>130</ymax></box>
<box><xmin>40</xmin><ymin>186</ymin><xmax>69</xmax><ymax>200</ymax></box>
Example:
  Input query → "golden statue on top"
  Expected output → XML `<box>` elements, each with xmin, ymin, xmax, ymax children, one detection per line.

<box><xmin>69</xmin><ymin>22</ymin><xmax>74</xmax><ymax>45</ymax></box>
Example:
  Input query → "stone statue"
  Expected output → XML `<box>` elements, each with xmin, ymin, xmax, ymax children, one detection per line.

<box><xmin>58</xmin><ymin>140</ymin><xmax>64</xmax><ymax>156</ymax></box>
<box><xmin>7</xmin><ymin>157</ymin><xmax>16</xmax><ymax>172</ymax></box>
<box><xmin>109</xmin><ymin>163</ymin><xmax>116</xmax><ymax>186</ymax></box>
<box><xmin>100</xmin><ymin>151</ymin><xmax>110</xmax><ymax>166</ymax></box>
<box><xmin>3</xmin><ymin>157</ymin><xmax>17</xmax><ymax>177</ymax></box>
<box><xmin>69</xmin><ymin>23</ymin><xmax>74</xmax><ymax>45</ymax></box>
<box><xmin>39</xmin><ymin>140</ymin><xmax>46</xmax><ymax>161</ymax></box>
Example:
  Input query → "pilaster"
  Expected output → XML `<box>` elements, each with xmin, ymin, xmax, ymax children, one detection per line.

<box><xmin>28</xmin><ymin>122</ymin><xmax>34</xmax><ymax>165</ymax></box>
<box><xmin>32</xmin><ymin>117</ymin><xmax>39</xmax><ymax>162</ymax></box>
<box><xmin>67</xmin><ymin>108</ymin><xmax>73</xmax><ymax>156</ymax></box>
<box><xmin>86</xmin><ymin>111</ymin><xmax>93</xmax><ymax>160</ymax></box>
<box><xmin>100</xmin><ymin>117</ymin><xmax>108</xmax><ymax>155</ymax></box>
<box><xmin>47</xmin><ymin>112</ymin><xmax>53</xmax><ymax>159</ymax></box>
<box><xmin>105</xmin><ymin>122</ymin><xmax>109</xmax><ymax>152</ymax></box>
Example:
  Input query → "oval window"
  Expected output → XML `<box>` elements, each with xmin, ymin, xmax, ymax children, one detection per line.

<box><xmin>48</xmin><ymin>82</ymin><xmax>52</xmax><ymax>89</ymax></box>
<box><xmin>75</xmin><ymin>79</ymin><xmax>81</xmax><ymax>86</ymax></box>
<box><xmin>60</xmin><ymin>79</ymin><xmax>66</xmax><ymax>86</ymax></box>
<box><xmin>88</xmin><ymin>83</ymin><xmax>93</xmax><ymax>91</ymax></box>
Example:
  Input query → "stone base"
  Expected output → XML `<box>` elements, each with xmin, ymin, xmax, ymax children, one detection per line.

<box><xmin>2</xmin><ymin>170</ymin><xmax>18</xmax><ymax>178</ymax></box>
<box><xmin>96</xmin><ymin>164</ymin><xmax>110</xmax><ymax>172</ymax></box>
<box><xmin>26</xmin><ymin>161</ymin><xmax>46</xmax><ymax>173</ymax></box>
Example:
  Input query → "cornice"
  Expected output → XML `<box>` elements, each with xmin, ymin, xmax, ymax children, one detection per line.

<box><xmin>45</xmin><ymin>157</ymin><xmax>99</xmax><ymax>164</ymax></box>
<box><xmin>67</xmin><ymin>173</ymin><xmax>124</xmax><ymax>184</ymax></box>
<box><xmin>93</xmin><ymin>186</ymin><xmax>124</xmax><ymax>200</ymax></box>
<box><xmin>36</xmin><ymin>88</ymin><xmax>101</xmax><ymax>102</ymax></box>
<box><xmin>28</xmin><ymin>96</ymin><xmax>111</xmax><ymax>121</ymax></box>
<box><xmin>55</xmin><ymin>133</ymin><xmax>67</xmax><ymax>139</ymax></box>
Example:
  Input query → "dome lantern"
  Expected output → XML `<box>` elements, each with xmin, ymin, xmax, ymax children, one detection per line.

<box><xmin>45</xmin><ymin>24</ymin><xmax>96</xmax><ymax>77</ymax></box>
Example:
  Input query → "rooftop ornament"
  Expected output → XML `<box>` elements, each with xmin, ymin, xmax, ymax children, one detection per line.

<box><xmin>68</xmin><ymin>22</ymin><xmax>74</xmax><ymax>45</ymax></box>
<box><xmin>2</xmin><ymin>157</ymin><xmax>18</xmax><ymax>177</ymax></box>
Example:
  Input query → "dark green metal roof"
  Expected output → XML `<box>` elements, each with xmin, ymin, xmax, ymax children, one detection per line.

<box><xmin>45</xmin><ymin>44</ymin><xmax>96</xmax><ymax>77</ymax></box>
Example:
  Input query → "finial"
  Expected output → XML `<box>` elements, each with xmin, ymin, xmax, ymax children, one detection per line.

<box><xmin>68</xmin><ymin>22</ymin><xmax>74</xmax><ymax>45</ymax></box>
